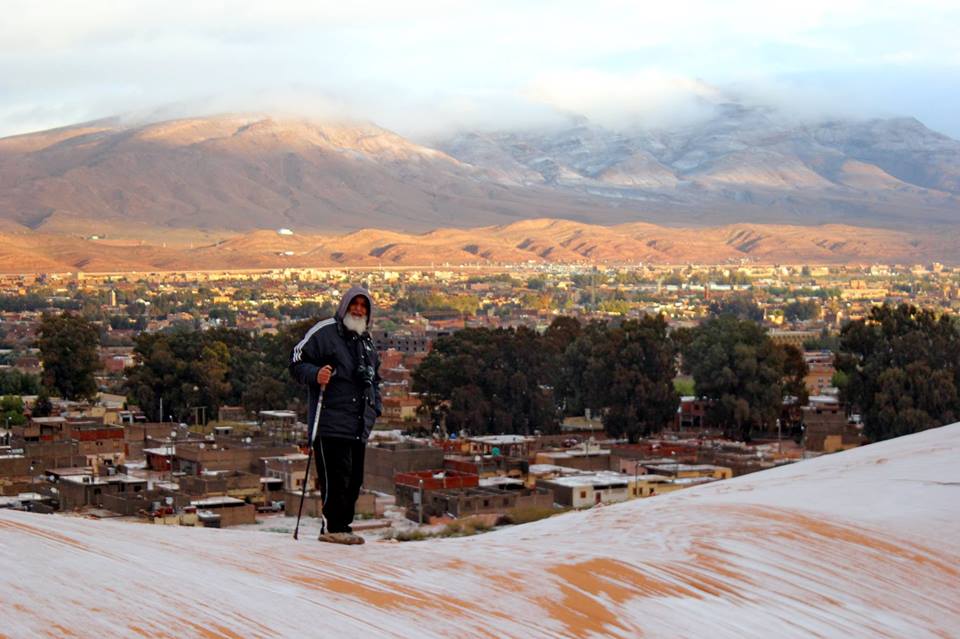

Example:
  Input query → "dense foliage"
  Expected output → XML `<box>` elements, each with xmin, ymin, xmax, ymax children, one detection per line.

<box><xmin>414</xmin><ymin>315</ymin><xmax>680</xmax><ymax>441</ymax></box>
<box><xmin>413</xmin><ymin>326</ymin><xmax>558</xmax><ymax>435</ymax></box>
<box><xmin>124</xmin><ymin>321</ymin><xmax>313</xmax><ymax>422</ymax></box>
<box><xmin>0</xmin><ymin>369</ymin><xmax>41</xmax><ymax>396</ymax></box>
<box><xmin>708</xmin><ymin>294</ymin><xmax>764</xmax><ymax>321</ymax></box>
<box><xmin>0</xmin><ymin>396</ymin><xmax>27</xmax><ymax>426</ymax></box>
<box><xmin>835</xmin><ymin>304</ymin><xmax>960</xmax><ymax>441</ymax></box>
<box><xmin>681</xmin><ymin>316</ymin><xmax>807</xmax><ymax>440</ymax></box>
<box><xmin>37</xmin><ymin>312</ymin><xmax>101</xmax><ymax>401</ymax></box>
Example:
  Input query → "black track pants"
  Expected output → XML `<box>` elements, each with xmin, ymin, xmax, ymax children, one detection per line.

<box><xmin>313</xmin><ymin>436</ymin><xmax>366</xmax><ymax>533</ymax></box>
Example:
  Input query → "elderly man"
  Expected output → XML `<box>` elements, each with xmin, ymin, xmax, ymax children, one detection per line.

<box><xmin>290</xmin><ymin>286</ymin><xmax>381</xmax><ymax>544</ymax></box>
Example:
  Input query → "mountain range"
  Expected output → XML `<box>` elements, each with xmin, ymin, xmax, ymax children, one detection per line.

<box><xmin>0</xmin><ymin>107</ymin><xmax>958</xmax><ymax>268</ymax></box>
<box><xmin>438</xmin><ymin>104</ymin><xmax>960</xmax><ymax>228</ymax></box>
<box><xmin>1</xmin><ymin>107</ymin><xmax>958</xmax><ymax>235</ymax></box>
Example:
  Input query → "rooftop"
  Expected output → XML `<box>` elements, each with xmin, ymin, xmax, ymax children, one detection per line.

<box><xmin>190</xmin><ymin>496</ymin><xmax>246</xmax><ymax>507</ymax></box>
<box><xmin>466</xmin><ymin>435</ymin><xmax>535</xmax><ymax>445</ymax></box>
<box><xmin>543</xmin><ymin>471</ymin><xmax>631</xmax><ymax>488</ymax></box>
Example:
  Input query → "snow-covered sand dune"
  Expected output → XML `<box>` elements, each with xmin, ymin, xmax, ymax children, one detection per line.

<box><xmin>2</xmin><ymin>424</ymin><xmax>959</xmax><ymax>638</ymax></box>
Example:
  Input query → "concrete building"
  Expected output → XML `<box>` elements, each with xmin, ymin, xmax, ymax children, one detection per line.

<box><xmin>537</xmin><ymin>472</ymin><xmax>630</xmax><ymax>508</ymax></box>
<box><xmin>364</xmin><ymin>441</ymin><xmax>444</xmax><ymax>493</ymax></box>
<box><xmin>675</xmin><ymin>396</ymin><xmax>712</xmax><ymax>432</ymax></box>
<box><xmin>444</xmin><ymin>454</ymin><xmax>528</xmax><ymax>481</ymax></box>
<box><xmin>174</xmin><ymin>441</ymin><xmax>300</xmax><ymax>476</ymax></box>
<box><xmin>804</xmin><ymin>398</ymin><xmax>861</xmax><ymax>452</ymax></box>
<box><xmin>381</xmin><ymin>397</ymin><xmax>421</xmax><ymax>424</ymax></box>
<box><xmin>534</xmin><ymin>448</ymin><xmax>612</xmax><ymax>472</ymax></box>
<box><xmin>423</xmin><ymin>486</ymin><xmax>553</xmax><ymax>519</ymax></box>
<box><xmin>178</xmin><ymin>470</ymin><xmax>262</xmax><ymax>503</ymax></box>
<box><xmin>394</xmin><ymin>469</ymin><xmax>478</xmax><ymax>511</ymax></box>
<box><xmin>262</xmin><ymin>453</ymin><xmax>309</xmax><ymax>492</ymax></box>
<box><xmin>258</xmin><ymin>411</ymin><xmax>299</xmax><ymax>444</ymax></box>
<box><xmin>57</xmin><ymin>473</ymin><xmax>148</xmax><ymax>510</ymax></box>
<box><xmin>101</xmin><ymin>490</ymin><xmax>191</xmax><ymax>517</ymax></box>
<box><xmin>526</xmin><ymin>463</ymin><xmax>587</xmax><ymax>488</ymax></box>
<box><xmin>628</xmin><ymin>474</ymin><xmax>675</xmax><ymax>498</ymax></box>
<box><xmin>189</xmin><ymin>497</ymin><xmax>256</xmax><ymax>527</ymax></box>
<box><xmin>640</xmin><ymin>463</ymin><xmax>733</xmax><ymax>480</ymax></box>
<box><xmin>466</xmin><ymin>435</ymin><xmax>537</xmax><ymax>458</ymax></box>
<box><xmin>803</xmin><ymin>351</ymin><xmax>836</xmax><ymax>395</ymax></box>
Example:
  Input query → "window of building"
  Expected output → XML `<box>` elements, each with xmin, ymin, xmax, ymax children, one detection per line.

<box><xmin>580</xmin><ymin>490</ymin><xmax>587</xmax><ymax>499</ymax></box>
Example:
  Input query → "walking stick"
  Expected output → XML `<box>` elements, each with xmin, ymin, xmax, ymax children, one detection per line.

<box><xmin>293</xmin><ymin>386</ymin><xmax>324</xmax><ymax>540</ymax></box>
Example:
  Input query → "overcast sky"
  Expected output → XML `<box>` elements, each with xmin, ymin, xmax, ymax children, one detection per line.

<box><xmin>2</xmin><ymin>0</ymin><xmax>959</xmax><ymax>139</ymax></box>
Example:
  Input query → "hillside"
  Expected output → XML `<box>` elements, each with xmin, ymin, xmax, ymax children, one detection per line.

<box><xmin>438</xmin><ymin>106</ymin><xmax>960</xmax><ymax>230</ymax></box>
<box><xmin>0</xmin><ymin>115</ymin><xmax>645</xmax><ymax>234</ymax></box>
<box><xmin>1</xmin><ymin>218</ymin><xmax>959</xmax><ymax>273</ymax></box>
<box><xmin>2</xmin><ymin>423</ymin><xmax>958</xmax><ymax>638</ymax></box>
<box><xmin>0</xmin><ymin>109</ymin><xmax>958</xmax><ymax>238</ymax></box>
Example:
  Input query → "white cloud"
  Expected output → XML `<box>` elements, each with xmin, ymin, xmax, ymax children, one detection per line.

<box><xmin>524</xmin><ymin>70</ymin><xmax>721</xmax><ymax>129</ymax></box>
<box><xmin>0</xmin><ymin>0</ymin><xmax>958</xmax><ymax>137</ymax></box>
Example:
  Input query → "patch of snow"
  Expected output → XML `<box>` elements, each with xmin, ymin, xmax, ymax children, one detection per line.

<box><xmin>1</xmin><ymin>423</ymin><xmax>959</xmax><ymax>637</ymax></box>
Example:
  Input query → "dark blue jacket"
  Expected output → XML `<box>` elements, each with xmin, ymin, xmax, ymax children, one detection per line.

<box><xmin>289</xmin><ymin>286</ymin><xmax>382</xmax><ymax>442</ymax></box>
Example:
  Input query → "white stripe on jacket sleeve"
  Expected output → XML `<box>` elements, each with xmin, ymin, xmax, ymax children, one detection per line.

<box><xmin>292</xmin><ymin>318</ymin><xmax>335</xmax><ymax>363</ymax></box>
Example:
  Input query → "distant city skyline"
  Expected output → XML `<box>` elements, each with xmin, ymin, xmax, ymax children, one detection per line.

<box><xmin>1</xmin><ymin>0</ymin><xmax>959</xmax><ymax>139</ymax></box>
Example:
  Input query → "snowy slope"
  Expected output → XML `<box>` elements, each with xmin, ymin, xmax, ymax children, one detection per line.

<box><xmin>2</xmin><ymin>424</ymin><xmax>959</xmax><ymax>639</ymax></box>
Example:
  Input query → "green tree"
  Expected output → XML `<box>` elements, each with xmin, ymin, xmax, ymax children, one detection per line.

<box><xmin>708</xmin><ymin>294</ymin><xmax>763</xmax><ymax>322</ymax></box>
<box><xmin>588</xmin><ymin>316</ymin><xmax>680</xmax><ymax>442</ymax></box>
<box><xmin>1</xmin><ymin>396</ymin><xmax>27</xmax><ymax>426</ymax></box>
<box><xmin>0</xmin><ymin>369</ymin><xmax>41</xmax><ymax>395</ymax></box>
<box><xmin>32</xmin><ymin>387</ymin><xmax>53</xmax><ymax>417</ymax></box>
<box><xmin>682</xmin><ymin>316</ymin><xmax>799</xmax><ymax>440</ymax></box>
<box><xmin>835</xmin><ymin>304</ymin><xmax>960</xmax><ymax>441</ymax></box>
<box><xmin>413</xmin><ymin>326</ymin><xmax>559</xmax><ymax>435</ymax></box>
<box><xmin>37</xmin><ymin>312</ymin><xmax>101</xmax><ymax>401</ymax></box>
<box><xmin>554</xmin><ymin>320</ymin><xmax>608</xmax><ymax>418</ymax></box>
<box><xmin>781</xmin><ymin>345</ymin><xmax>810</xmax><ymax>407</ymax></box>
<box><xmin>783</xmin><ymin>300</ymin><xmax>819</xmax><ymax>322</ymax></box>
<box><xmin>803</xmin><ymin>327</ymin><xmax>840</xmax><ymax>351</ymax></box>
<box><xmin>241</xmin><ymin>375</ymin><xmax>288</xmax><ymax>417</ymax></box>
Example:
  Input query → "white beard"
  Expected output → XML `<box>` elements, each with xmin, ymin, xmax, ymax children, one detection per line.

<box><xmin>343</xmin><ymin>313</ymin><xmax>367</xmax><ymax>334</ymax></box>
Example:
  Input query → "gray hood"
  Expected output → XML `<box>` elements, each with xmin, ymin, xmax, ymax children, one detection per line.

<box><xmin>335</xmin><ymin>285</ymin><xmax>374</xmax><ymax>330</ymax></box>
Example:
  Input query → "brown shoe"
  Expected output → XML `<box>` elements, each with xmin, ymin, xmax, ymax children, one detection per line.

<box><xmin>318</xmin><ymin>532</ymin><xmax>365</xmax><ymax>545</ymax></box>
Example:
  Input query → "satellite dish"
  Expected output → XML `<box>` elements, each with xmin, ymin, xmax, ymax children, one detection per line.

<box><xmin>198</xmin><ymin>443</ymin><xmax>206</xmax><ymax>450</ymax></box>
<box><xmin>165</xmin><ymin>496</ymin><xmax>173</xmax><ymax>505</ymax></box>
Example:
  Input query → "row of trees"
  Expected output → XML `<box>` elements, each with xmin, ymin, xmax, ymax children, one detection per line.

<box><xmin>28</xmin><ymin>303</ymin><xmax>958</xmax><ymax>444</ymax></box>
<box><xmin>31</xmin><ymin>312</ymin><xmax>311</xmax><ymax>422</ymax></box>
<box><xmin>413</xmin><ymin>314</ymin><xmax>808</xmax><ymax>442</ymax></box>
<box><xmin>0</xmin><ymin>369</ymin><xmax>40</xmax><ymax>396</ymax></box>
<box><xmin>124</xmin><ymin>321</ymin><xmax>313</xmax><ymax>422</ymax></box>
